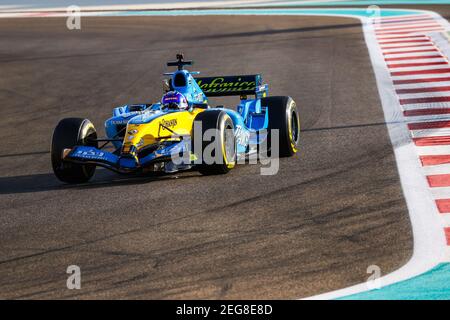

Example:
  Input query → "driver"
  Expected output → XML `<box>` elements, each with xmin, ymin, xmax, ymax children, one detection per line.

<box><xmin>161</xmin><ymin>91</ymin><xmax>189</xmax><ymax>110</ymax></box>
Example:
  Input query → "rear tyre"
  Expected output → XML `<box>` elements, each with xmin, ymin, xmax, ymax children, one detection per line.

<box><xmin>192</xmin><ymin>110</ymin><xmax>236</xmax><ymax>175</ymax></box>
<box><xmin>263</xmin><ymin>96</ymin><xmax>300</xmax><ymax>157</ymax></box>
<box><xmin>51</xmin><ymin>118</ymin><xmax>98</xmax><ymax>183</ymax></box>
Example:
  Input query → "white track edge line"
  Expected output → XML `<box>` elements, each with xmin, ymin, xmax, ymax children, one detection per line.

<box><xmin>307</xmin><ymin>11</ymin><xmax>449</xmax><ymax>300</ymax></box>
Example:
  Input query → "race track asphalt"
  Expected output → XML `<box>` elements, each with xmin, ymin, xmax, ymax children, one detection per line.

<box><xmin>0</xmin><ymin>13</ymin><xmax>416</xmax><ymax>299</ymax></box>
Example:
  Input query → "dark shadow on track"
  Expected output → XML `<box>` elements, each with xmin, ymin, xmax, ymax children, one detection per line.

<box><xmin>0</xmin><ymin>150</ymin><xmax>49</xmax><ymax>158</ymax></box>
<box><xmin>301</xmin><ymin>121</ymin><xmax>392</xmax><ymax>133</ymax></box>
<box><xmin>0</xmin><ymin>169</ymin><xmax>196</xmax><ymax>195</ymax></box>
<box><xmin>189</xmin><ymin>22</ymin><xmax>362</xmax><ymax>40</ymax></box>
<box><xmin>0</xmin><ymin>32</ymin><xmax>356</xmax><ymax>64</ymax></box>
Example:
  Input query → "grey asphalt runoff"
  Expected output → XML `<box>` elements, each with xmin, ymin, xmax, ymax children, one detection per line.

<box><xmin>0</xmin><ymin>12</ymin><xmax>422</xmax><ymax>299</ymax></box>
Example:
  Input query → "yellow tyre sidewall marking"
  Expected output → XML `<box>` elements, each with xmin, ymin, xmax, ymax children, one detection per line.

<box><xmin>287</xmin><ymin>101</ymin><xmax>299</xmax><ymax>153</ymax></box>
<box><xmin>220</xmin><ymin>114</ymin><xmax>236</xmax><ymax>169</ymax></box>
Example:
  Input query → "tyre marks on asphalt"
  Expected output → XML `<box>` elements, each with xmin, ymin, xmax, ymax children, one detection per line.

<box><xmin>376</xmin><ymin>12</ymin><xmax>450</xmax><ymax>255</ymax></box>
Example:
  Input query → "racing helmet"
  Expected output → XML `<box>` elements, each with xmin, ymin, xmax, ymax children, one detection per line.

<box><xmin>161</xmin><ymin>91</ymin><xmax>189</xmax><ymax>110</ymax></box>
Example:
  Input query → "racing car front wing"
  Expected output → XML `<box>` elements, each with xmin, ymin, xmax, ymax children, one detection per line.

<box><xmin>64</xmin><ymin>141</ymin><xmax>189</xmax><ymax>174</ymax></box>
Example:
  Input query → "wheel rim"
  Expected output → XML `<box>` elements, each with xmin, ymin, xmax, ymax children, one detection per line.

<box><xmin>291</xmin><ymin>110</ymin><xmax>299</xmax><ymax>143</ymax></box>
<box><xmin>289</xmin><ymin>107</ymin><xmax>300</xmax><ymax>152</ymax></box>
<box><xmin>223</xmin><ymin>122</ymin><xmax>236</xmax><ymax>168</ymax></box>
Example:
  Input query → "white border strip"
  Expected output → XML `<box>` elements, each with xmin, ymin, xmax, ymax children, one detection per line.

<box><xmin>309</xmin><ymin>11</ymin><xmax>450</xmax><ymax>299</ymax></box>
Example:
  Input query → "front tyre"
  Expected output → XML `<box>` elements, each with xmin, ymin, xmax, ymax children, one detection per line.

<box><xmin>192</xmin><ymin>110</ymin><xmax>236</xmax><ymax>175</ymax></box>
<box><xmin>263</xmin><ymin>96</ymin><xmax>300</xmax><ymax>157</ymax></box>
<box><xmin>51</xmin><ymin>118</ymin><xmax>98</xmax><ymax>183</ymax></box>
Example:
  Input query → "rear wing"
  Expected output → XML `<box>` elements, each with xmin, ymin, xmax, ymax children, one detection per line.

<box><xmin>195</xmin><ymin>75</ymin><xmax>268</xmax><ymax>99</ymax></box>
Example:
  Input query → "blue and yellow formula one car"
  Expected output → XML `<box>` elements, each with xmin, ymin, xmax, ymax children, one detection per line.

<box><xmin>51</xmin><ymin>54</ymin><xmax>300</xmax><ymax>183</ymax></box>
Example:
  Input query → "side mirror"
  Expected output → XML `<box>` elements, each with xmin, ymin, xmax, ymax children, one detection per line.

<box><xmin>162</xmin><ymin>79</ymin><xmax>171</xmax><ymax>93</ymax></box>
